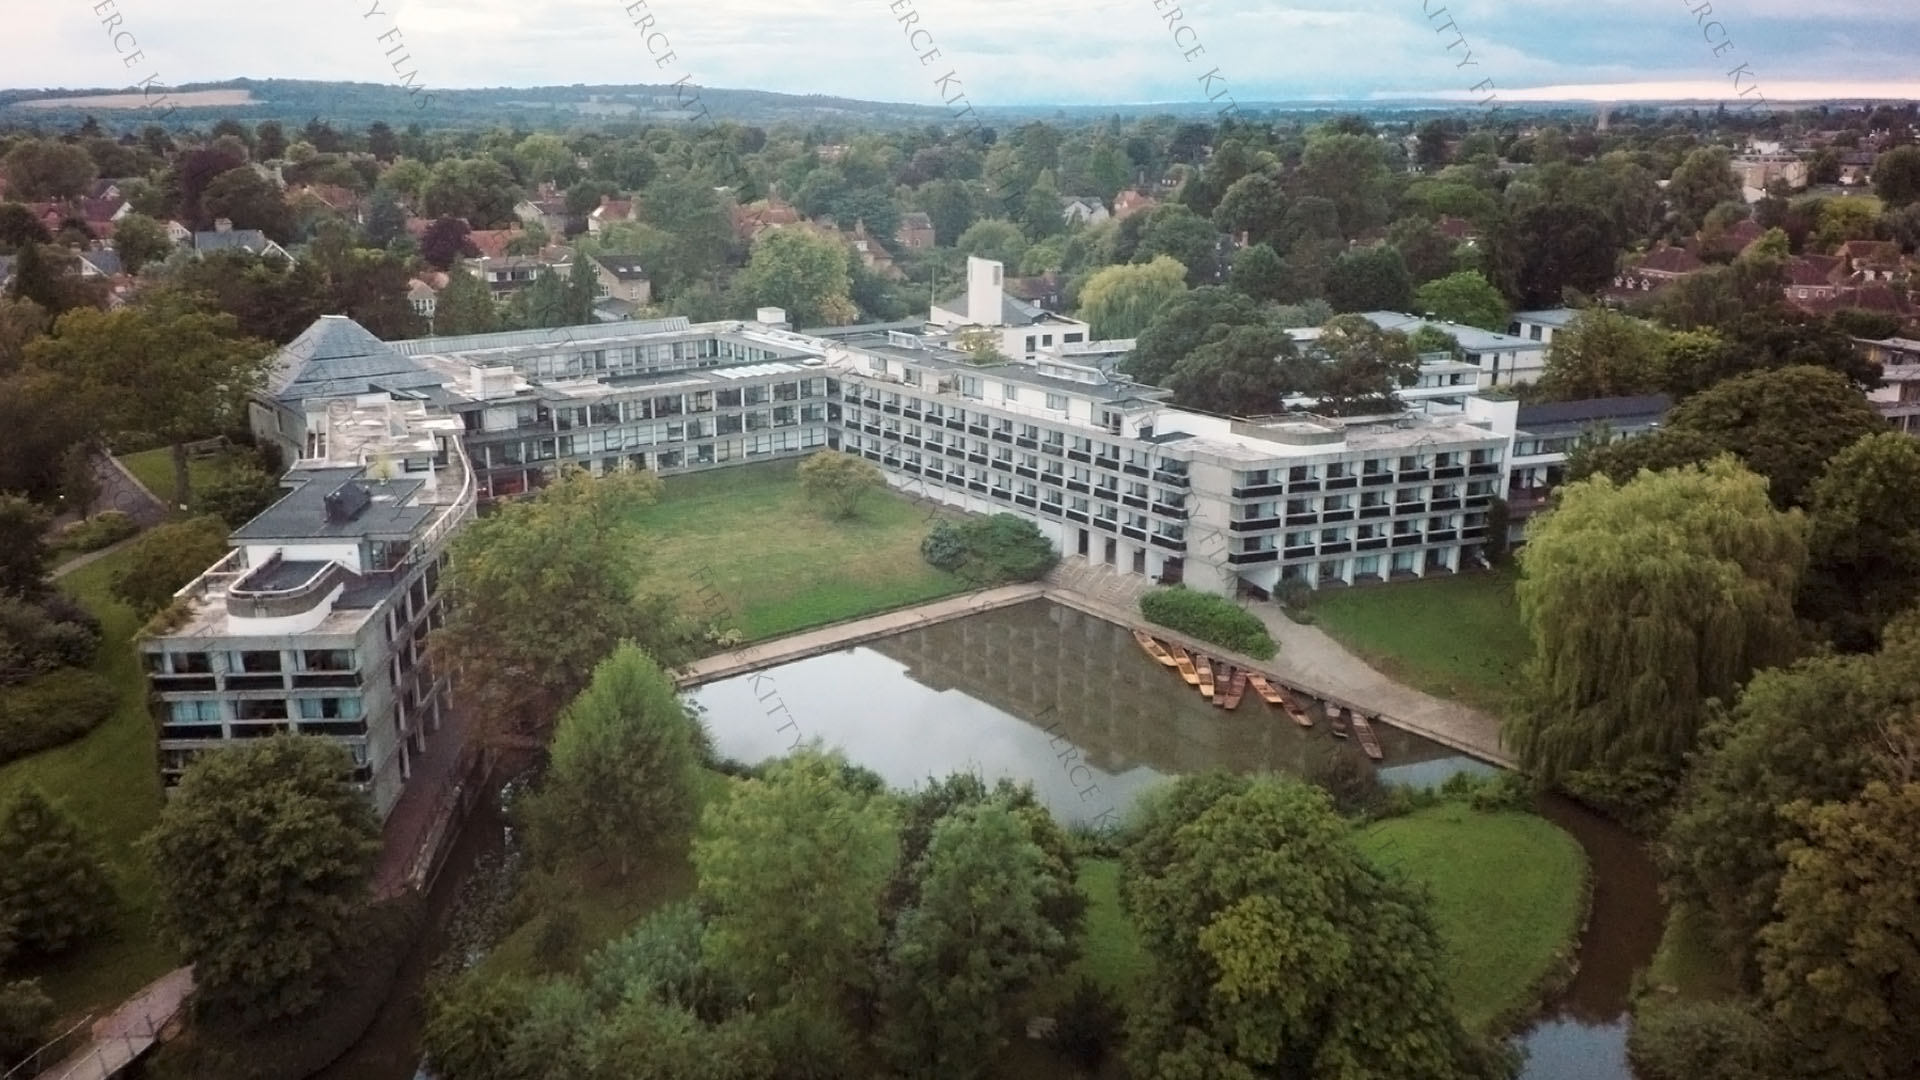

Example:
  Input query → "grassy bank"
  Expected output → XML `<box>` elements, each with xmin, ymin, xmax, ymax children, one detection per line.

<box><xmin>0</xmin><ymin>550</ymin><xmax>175</xmax><ymax>1020</ymax></box>
<box><xmin>1645</xmin><ymin>902</ymin><xmax>1739</xmax><ymax>1000</ymax></box>
<box><xmin>1309</xmin><ymin>569</ymin><xmax>1530</xmax><ymax>716</ymax></box>
<box><xmin>1358</xmin><ymin>803</ymin><xmax>1587</xmax><ymax>1033</ymax></box>
<box><xmin>623</xmin><ymin>460</ymin><xmax>967</xmax><ymax>642</ymax></box>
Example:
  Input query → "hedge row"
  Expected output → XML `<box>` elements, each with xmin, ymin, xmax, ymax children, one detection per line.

<box><xmin>1139</xmin><ymin>587</ymin><xmax>1277</xmax><ymax>659</ymax></box>
<box><xmin>921</xmin><ymin>514</ymin><xmax>1059</xmax><ymax>584</ymax></box>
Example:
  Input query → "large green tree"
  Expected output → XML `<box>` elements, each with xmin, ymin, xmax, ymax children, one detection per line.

<box><xmin>1759</xmin><ymin>780</ymin><xmax>1920</xmax><ymax>1078</ymax></box>
<box><xmin>431</xmin><ymin>466</ymin><xmax>686</xmax><ymax>747</ymax></box>
<box><xmin>1413</xmin><ymin>271</ymin><xmax>1508</xmax><ymax>331</ymax></box>
<box><xmin>1324</xmin><ymin>246</ymin><xmax>1413</xmax><ymax>313</ymax></box>
<box><xmin>109</xmin><ymin>514</ymin><xmax>230</xmax><ymax>617</ymax></box>
<box><xmin>1668</xmin><ymin>148</ymin><xmax>1743</xmax><ymax>224</ymax></box>
<box><xmin>1121</xmin><ymin>773</ymin><xmax>1493</xmax><ymax>1080</ymax></box>
<box><xmin>877</xmin><ymin>803</ymin><xmax>1071</xmax><ymax>1080</ymax></box>
<box><xmin>148</xmin><ymin>736</ymin><xmax>380</xmax><ymax>1022</ymax></box>
<box><xmin>1166</xmin><ymin>324</ymin><xmax>1305</xmax><ymax>417</ymax></box>
<box><xmin>111</xmin><ymin>213</ymin><xmax>174</xmax><ymax>276</ymax></box>
<box><xmin>201</xmin><ymin>167</ymin><xmax>293</xmax><ymax>239</ymax></box>
<box><xmin>434</xmin><ymin>267</ymin><xmax>499</xmax><ymax>336</ymax></box>
<box><xmin>1535</xmin><ymin>308</ymin><xmax>1669</xmax><ymax>400</ymax></box>
<box><xmin>1307</xmin><ymin>314</ymin><xmax>1421</xmax><ymax>415</ymax></box>
<box><xmin>525</xmin><ymin>643</ymin><xmax>705</xmax><ymax>878</ymax></box>
<box><xmin>1122</xmin><ymin>286</ymin><xmax>1268</xmax><ymax>387</ymax></box>
<box><xmin>1664</xmin><ymin>365</ymin><xmax>1886</xmax><ymax>508</ymax></box>
<box><xmin>1661</xmin><ymin>617</ymin><xmax>1918</xmax><ymax>980</ymax></box>
<box><xmin>1</xmin><ymin>140</ymin><xmax>96</xmax><ymax>200</ymax></box>
<box><xmin>694</xmin><ymin>749</ymin><xmax>897</xmax><ymax>1008</ymax></box>
<box><xmin>1134</xmin><ymin>205</ymin><xmax>1219</xmax><ymax>285</ymax></box>
<box><xmin>25</xmin><ymin>306</ymin><xmax>268</xmax><ymax>507</ymax></box>
<box><xmin>1076</xmin><ymin>256</ymin><xmax>1188</xmax><ymax>339</ymax></box>
<box><xmin>1801</xmin><ymin>433</ymin><xmax>1920</xmax><ymax>650</ymax></box>
<box><xmin>1874</xmin><ymin>146</ymin><xmax>1920</xmax><ymax>210</ymax></box>
<box><xmin>734</xmin><ymin>228</ymin><xmax>856</xmax><ymax>327</ymax></box>
<box><xmin>1512</xmin><ymin>458</ymin><xmax>1807</xmax><ymax>782</ymax></box>
<box><xmin>640</xmin><ymin>175</ymin><xmax>733</xmax><ymax>295</ymax></box>
<box><xmin>0</xmin><ymin>786</ymin><xmax>115</xmax><ymax>957</ymax></box>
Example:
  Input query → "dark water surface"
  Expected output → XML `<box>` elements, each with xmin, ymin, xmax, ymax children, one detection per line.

<box><xmin>687</xmin><ymin>599</ymin><xmax>1660</xmax><ymax>1080</ymax></box>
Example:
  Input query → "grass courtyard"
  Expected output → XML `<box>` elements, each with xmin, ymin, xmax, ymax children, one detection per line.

<box><xmin>0</xmin><ymin>549</ymin><xmax>176</xmax><ymax>1021</ymax></box>
<box><xmin>116</xmin><ymin>445</ymin><xmax>252</xmax><ymax>509</ymax></box>
<box><xmin>624</xmin><ymin>460</ymin><xmax>969</xmax><ymax>643</ymax></box>
<box><xmin>1308</xmin><ymin>568</ymin><xmax>1531</xmax><ymax>716</ymax></box>
<box><xmin>1358</xmin><ymin>803</ymin><xmax>1588</xmax><ymax>1033</ymax></box>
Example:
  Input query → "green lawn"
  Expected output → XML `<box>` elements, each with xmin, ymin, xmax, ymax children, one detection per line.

<box><xmin>116</xmin><ymin>445</ymin><xmax>251</xmax><ymax>509</ymax></box>
<box><xmin>1646</xmin><ymin>902</ymin><xmax>1739</xmax><ymax>1000</ymax></box>
<box><xmin>1066</xmin><ymin>859</ymin><xmax>1148</xmax><ymax>1001</ymax></box>
<box><xmin>1358</xmin><ymin>803</ymin><xmax>1588</xmax><ymax>1033</ymax></box>
<box><xmin>1309</xmin><ymin>569</ymin><xmax>1530</xmax><ymax>716</ymax></box>
<box><xmin>0</xmin><ymin>549</ymin><xmax>175</xmax><ymax>1022</ymax></box>
<box><xmin>624</xmin><ymin>461</ymin><xmax>968</xmax><ymax>642</ymax></box>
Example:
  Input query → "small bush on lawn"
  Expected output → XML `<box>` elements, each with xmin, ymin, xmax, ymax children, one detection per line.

<box><xmin>0</xmin><ymin>668</ymin><xmax>118</xmax><ymax>765</ymax></box>
<box><xmin>0</xmin><ymin>593</ymin><xmax>102</xmax><ymax>686</ymax></box>
<box><xmin>1138</xmin><ymin>587</ymin><xmax>1276</xmax><ymax>659</ymax></box>
<box><xmin>920</xmin><ymin>515</ymin><xmax>1058</xmax><ymax>584</ymax></box>
<box><xmin>51</xmin><ymin>512</ymin><xmax>140</xmax><ymax>559</ymax></box>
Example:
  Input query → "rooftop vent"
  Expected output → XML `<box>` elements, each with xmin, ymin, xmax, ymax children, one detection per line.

<box><xmin>324</xmin><ymin>480</ymin><xmax>372</xmax><ymax>524</ymax></box>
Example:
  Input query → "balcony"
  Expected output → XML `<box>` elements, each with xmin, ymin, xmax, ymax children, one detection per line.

<box><xmin>1287</xmin><ymin>479</ymin><xmax>1321</xmax><ymax>493</ymax></box>
<box><xmin>946</xmin><ymin>446</ymin><xmax>966</xmax><ymax>460</ymax></box>
<box><xmin>1356</xmin><ymin>537</ymin><xmax>1388</xmax><ymax>551</ymax></box>
<box><xmin>1285</xmin><ymin>513</ymin><xmax>1318</xmax><ymax>527</ymax></box>
<box><xmin>1398</xmin><ymin>469</ymin><xmax>1431</xmax><ymax>482</ymax></box>
<box><xmin>967</xmin><ymin>481</ymin><xmax>988</xmax><ymax>494</ymax></box>
<box><xmin>1325</xmin><ymin>476</ymin><xmax>1358</xmax><ymax>490</ymax></box>
<box><xmin>1358</xmin><ymin>505</ymin><xmax>1392</xmax><ymax>520</ymax></box>
<box><xmin>1362</xmin><ymin>474</ymin><xmax>1393</xmax><ymax>487</ymax></box>
<box><xmin>1093</xmin><ymin>487</ymin><xmax>1120</xmax><ymax>502</ymax></box>
<box><xmin>991</xmin><ymin>430</ymin><xmax>1014</xmax><ymax>443</ymax></box>
<box><xmin>902</xmin><ymin>435</ymin><xmax>921</xmax><ymax>448</ymax></box>
<box><xmin>226</xmin><ymin>673</ymin><xmax>286</xmax><ymax>691</ymax></box>
<box><xmin>1151</xmin><ymin>502</ymin><xmax>1187</xmax><ymax>519</ymax></box>
<box><xmin>1228</xmin><ymin>549</ymin><xmax>1279</xmax><ymax>565</ymax></box>
<box><xmin>1015</xmin><ymin>466</ymin><xmax>1038</xmax><ymax>480</ymax></box>
<box><xmin>902</xmin><ymin>407</ymin><xmax>922</xmax><ymax>420</ymax></box>
<box><xmin>226</xmin><ymin>557</ymin><xmax>354</xmax><ymax>622</ymax></box>
<box><xmin>1041</xmin><ymin>442</ymin><xmax>1066</xmax><ymax>457</ymax></box>
<box><xmin>1121</xmin><ymin>494</ymin><xmax>1149</xmax><ymax>511</ymax></box>
<box><xmin>946</xmin><ymin>418</ymin><xmax>966</xmax><ymax>431</ymax></box>
<box><xmin>151</xmin><ymin>674</ymin><xmax>217</xmax><ymax>693</ymax></box>
<box><xmin>990</xmin><ymin>458</ymin><xmax>1012</xmax><ymax>473</ymax></box>
<box><xmin>1067</xmin><ymin>450</ymin><xmax>1092</xmax><ymax>464</ymax></box>
<box><xmin>1094</xmin><ymin>456</ymin><xmax>1121</xmax><ymax>471</ymax></box>
<box><xmin>1014</xmin><ymin>494</ymin><xmax>1038</xmax><ymax>509</ymax></box>
<box><xmin>1434</xmin><ymin>466</ymin><xmax>1465</xmax><ymax>479</ymax></box>
<box><xmin>1152</xmin><ymin>469</ymin><xmax>1190</xmax><ymax>488</ymax></box>
<box><xmin>1231</xmin><ymin>483</ymin><xmax>1287</xmax><ymax>499</ymax></box>
<box><xmin>1121</xmin><ymin>462</ymin><xmax>1149</xmax><ymax>478</ymax></box>
<box><xmin>881</xmin><ymin>403</ymin><xmax>901</xmax><ymax>415</ymax></box>
<box><xmin>1066</xmin><ymin>480</ymin><xmax>1089</xmax><ymax>494</ymax></box>
<box><xmin>1231</xmin><ymin>516</ymin><xmax>1282</xmax><ymax>532</ymax></box>
<box><xmin>1429</xmin><ymin>498</ymin><xmax>1461</xmax><ymax>511</ymax></box>
<box><xmin>1039</xmin><ymin>500</ymin><xmax>1064</xmax><ymax>516</ymax></box>
<box><xmin>1507</xmin><ymin>488</ymin><xmax>1553</xmax><ymax>514</ymax></box>
<box><xmin>1121</xmin><ymin>526</ymin><xmax>1147</xmax><ymax>541</ymax></box>
<box><xmin>1320</xmin><ymin>542</ymin><xmax>1352</xmax><ymax>555</ymax></box>
<box><xmin>1284</xmin><ymin>545</ymin><xmax>1316</xmax><ymax>560</ymax></box>
<box><xmin>1428</xmin><ymin>530</ymin><xmax>1458</xmax><ymax>543</ymax></box>
<box><xmin>1015</xmin><ymin>436</ymin><xmax>1038</xmax><ymax>450</ymax></box>
<box><xmin>1468</xmin><ymin>462</ymin><xmax>1501</xmax><ymax>476</ymax></box>
<box><xmin>1065</xmin><ymin>510</ymin><xmax>1089</xmax><ymax>523</ymax></box>
<box><xmin>1392</xmin><ymin>534</ymin><xmax>1423</xmax><ymax>548</ymax></box>
<box><xmin>1090</xmin><ymin>516</ymin><xmax>1118</xmax><ymax>532</ymax></box>
<box><xmin>1394</xmin><ymin>502</ymin><xmax>1425</xmax><ymax>515</ymax></box>
<box><xmin>1150</xmin><ymin>534</ymin><xmax>1185</xmax><ymax>551</ymax></box>
<box><xmin>1321</xmin><ymin>510</ymin><xmax>1355</xmax><ymax>523</ymax></box>
<box><xmin>990</xmin><ymin>487</ymin><xmax>1013</xmax><ymax>502</ymax></box>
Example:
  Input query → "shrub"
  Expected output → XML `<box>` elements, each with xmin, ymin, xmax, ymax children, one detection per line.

<box><xmin>1628</xmin><ymin>999</ymin><xmax>1784</xmax><ymax>1080</ymax></box>
<box><xmin>0</xmin><ymin>668</ymin><xmax>117</xmax><ymax>765</ymax></box>
<box><xmin>1306</xmin><ymin>750</ymin><xmax>1388</xmax><ymax>817</ymax></box>
<box><xmin>920</xmin><ymin>521</ymin><xmax>968</xmax><ymax>571</ymax></box>
<box><xmin>1138</xmin><ymin>586</ymin><xmax>1276</xmax><ymax>659</ymax></box>
<box><xmin>0</xmin><ymin>593</ymin><xmax>102</xmax><ymax>686</ymax></box>
<box><xmin>0</xmin><ymin>979</ymin><xmax>54</xmax><ymax>1067</ymax></box>
<box><xmin>1048</xmin><ymin>977</ymin><xmax>1123</xmax><ymax>1073</ymax></box>
<box><xmin>920</xmin><ymin>514</ymin><xmax>1058</xmax><ymax>584</ymax></box>
<box><xmin>51</xmin><ymin>511</ymin><xmax>139</xmax><ymax>558</ymax></box>
<box><xmin>190</xmin><ymin>466</ymin><xmax>282</xmax><ymax>529</ymax></box>
<box><xmin>110</xmin><ymin>515</ymin><xmax>229</xmax><ymax>618</ymax></box>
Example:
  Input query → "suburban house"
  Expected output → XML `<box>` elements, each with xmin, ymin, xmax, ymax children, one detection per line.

<box><xmin>842</xmin><ymin>221</ymin><xmax>903</xmax><ymax>279</ymax></box>
<box><xmin>588</xmin><ymin>254</ymin><xmax>652</xmax><ymax>304</ymax></box>
<box><xmin>587</xmin><ymin>197</ymin><xmax>635</xmax><ymax>236</ymax></box>
<box><xmin>731</xmin><ymin>197</ymin><xmax>802</xmax><ymax>242</ymax></box>
<box><xmin>193</xmin><ymin>219</ymin><xmax>294</xmax><ymax>261</ymax></box>
<box><xmin>1856</xmin><ymin>337</ymin><xmax>1920</xmax><ymax>435</ymax></box>
<box><xmin>1061</xmin><ymin>196</ymin><xmax>1110</xmax><ymax>225</ymax></box>
<box><xmin>1113</xmin><ymin>190</ymin><xmax>1158</xmax><ymax>219</ymax></box>
<box><xmin>1733</xmin><ymin>152</ymin><xmax>1808</xmax><ymax>194</ymax></box>
<box><xmin>1505</xmin><ymin>395</ymin><xmax>1671</xmax><ymax>541</ymax></box>
<box><xmin>928</xmin><ymin>256</ymin><xmax>1093</xmax><ymax>361</ymax></box>
<box><xmin>896</xmin><ymin>211</ymin><xmax>936</xmax><ymax>250</ymax></box>
<box><xmin>461</xmin><ymin>255</ymin><xmax>572</xmax><ymax>298</ymax></box>
<box><xmin>407</xmin><ymin>275</ymin><xmax>445</xmax><ymax>324</ymax></box>
<box><xmin>1838</xmin><ymin>150</ymin><xmax>1878</xmax><ymax>186</ymax></box>
<box><xmin>513</xmin><ymin>197</ymin><xmax>571</xmax><ymax>235</ymax></box>
<box><xmin>1434</xmin><ymin>216</ymin><xmax>1480</xmax><ymax>245</ymax></box>
<box><xmin>1005</xmin><ymin>271</ymin><xmax>1066</xmax><ymax>313</ymax></box>
<box><xmin>1509</xmin><ymin>309</ymin><xmax>1579</xmax><ymax>346</ymax></box>
<box><xmin>1606</xmin><ymin>245</ymin><xmax>1703</xmax><ymax>301</ymax></box>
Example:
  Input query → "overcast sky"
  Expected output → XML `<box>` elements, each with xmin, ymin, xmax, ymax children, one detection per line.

<box><xmin>17</xmin><ymin>0</ymin><xmax>1920</xmax><ymax>107</ymax></box>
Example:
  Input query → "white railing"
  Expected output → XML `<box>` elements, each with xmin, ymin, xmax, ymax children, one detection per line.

<box><xmin>418</xmin><ymin>437</ymin><xmax>477</xmax><ymax>555</ymax></box>
<box><xmin>171</xmin><ymin>547</ymin><xmax>246</xmax><ymax>601</ymax></box>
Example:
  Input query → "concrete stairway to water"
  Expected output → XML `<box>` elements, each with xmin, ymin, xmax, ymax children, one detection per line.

<box><xmin>1045</xmin><ymin>556</ymin><xmax>1151</xmax><ymax>611</ymax></box>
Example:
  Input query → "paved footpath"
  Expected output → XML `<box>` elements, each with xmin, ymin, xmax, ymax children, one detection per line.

<box><xmin>40</xmin><ymin>967</ymin><xmax>193</xmax><ymax>1080</ymax></box>
<box><xmin>677</xmin><ymin>584</ymin><xmax>1047</xmax><ymax>686</ymax></box>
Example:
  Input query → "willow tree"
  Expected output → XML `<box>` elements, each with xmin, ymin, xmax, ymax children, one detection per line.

<box><xmin>1511</xmin><ymin>457</ymin><xmax>1807</xmax><ymax>782</ymax></box>
<box><xmin>1075</xmin><ymin>256</ymin><xmax>1188</xmax><ymax>340</ymax></box>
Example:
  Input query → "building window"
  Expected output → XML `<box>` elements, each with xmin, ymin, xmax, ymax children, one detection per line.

<box><xmin>1003</xmin><ymin>383</ymin><xmax>1018</xmax><ymax>402</ymax></box>
<box><xmin>1046</xmin><ymin>393</ymin><xmax>1067</xmax><ymax>411</ymax></box>
<box><xmin>169</xmin><ymin>700</ymin><xmax>221</xmax><ymax>723</ymax></box>
<box><xmin>1024</xmin><ymin>335</ymin><xmax>1037</xmax><ymax>352</ymax></box>
<box><xmin>235</xmin><ymin>698</ymin><xmax>288</xmax><ymax>721</ymax></box>
<box><xmin>298</xmin><ymin>697</ymin><xmax>363</xmax><ymax>720</ymax></box>
<box><xmin>237</xmin><ymin>651</ymin><xmax>281</xmax><ymax>673</ymax></box>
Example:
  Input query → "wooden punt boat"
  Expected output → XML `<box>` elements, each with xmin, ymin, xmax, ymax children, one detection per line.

<box><xmin>1275</xmin><ymin>686</ymin><xmax>1314</xmax><ymax>728</ymax></box>
<box><xmin>1246</xmin><ymin>672</ymin><xmax>1285</xmax><ymax>706</ymax></box>
<box><xmin>1329</xmin><ymin>705</ymin><xmax>1351</xmax><ymax>739</ymax></box>
<box><xmin>1223</xmin><ymin>670</ymin><xmax>1248</xmax><ymax>710</ymax></box>
<box><xmin>1211</xmin><ymin>663</ymin><xmax>1232</xmax><ymax>707</ymax></box>
<box><xmin>1134</xmin><ymin>629</ymin><xmax>1178</xmax><ymax>668</ymax></box>
<box><xmin>1196</xmin><ymin>655</ymin><xmax>1215</xmax><ymax>698</ymax></box>
<box><xmin>1171</xmin><ymin>645</ymin><xmax>1200</xmax><ymax>685</ymax></box>
<box><xmin>1351</xmin><ymin>713</ymin><xmax>1384</xmax><ymax>761</ymax></box>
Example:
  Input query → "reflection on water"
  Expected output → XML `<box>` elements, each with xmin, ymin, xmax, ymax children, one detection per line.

<box><xmin>686</xmin><ymin>599</ymin><xmax>1471</xmax><ymax>826</ymax></box>
<box><xmin>686</xmin><ymin>599</ymin><xmax>1657</xmax><ymax>1080</ymax></box>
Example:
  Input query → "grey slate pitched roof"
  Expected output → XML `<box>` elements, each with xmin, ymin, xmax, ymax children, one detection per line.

<box><xmin>590</xmin><ymin>254</ymin><xmax>649</xmax><ymax>281</ymax></box>
<box><xmin>264</xmin><ymin>315</ymin><xmax>449</xmax><ymax>404</ymax></box>
<box><xmin>193</xmin><ymin>229</ymin><xmax>272</xmax><ymax>254</ymax></box>
<box><xmin>932</xmin><ymin>291</ymin><xmax>1055</xmax><ymax>327</ymax></box>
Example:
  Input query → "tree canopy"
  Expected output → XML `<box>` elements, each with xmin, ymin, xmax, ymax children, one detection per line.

<box><xmin>1511</xmin><ymin>458</ymin><xmax>1807</xmax><ymax>784</ymax></box>
<box><xmin>1123</xmin><ymin>286</ymin><xmax>1268</xmax><ymax>388</ymax></box>
<box><xmin>1077</xmin><ymin>256</ymin><xmax>1188</xmax><ymax>339</ymax></box>
<box><xmin>147</xmin><ymin>736</ymin><xmax>381</xmax><ymax>1022</ymax></box>
<box><xmin>1535</xmin><ymin>308</ymin><xmax>1668</xmax><ymax>400</ymax></box>
<box><xmin>1800</xmin><ymin>433</ymin><xmax>1920</xmax><ymax>650</ymax></box>
<box><xmin>1413</xmin><ymin>271</ymin><xmax>1508</xmax><ymax>331</ymax></box>
<box><xmin>734</xmin><ymin>227</ymin><xmax>856</xmax><ymax>328</ymax></box>
<box><xmin>1664</xmin><ymin>365</ymin><xmax>1886</xmax><ymax>508</ymax></box>
<box><xmin>0</xmin><ymin>786</ymin><xmax>115</xmax><ymax>958</ymax></box>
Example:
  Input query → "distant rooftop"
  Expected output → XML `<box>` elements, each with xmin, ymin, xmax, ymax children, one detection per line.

<box><xmin>1517</xmin><ymin>394</ymin><xmax>1671</xmax><ymax>436</ymax></box>
<box><xmin>231</xmin><ymin>468</ymin><xmax>432</xmax><ymax>542</ymax></box>
<box><xmin>1359</xmin><ymin>312</ymin><xmax>1548</xmax><ymax>354</ymax></box>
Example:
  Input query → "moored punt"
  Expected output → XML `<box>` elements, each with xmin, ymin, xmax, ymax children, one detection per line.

<box><xmin>1351</xmin><ymin>712</ymin><xmax>1384</xmax><ymax>761</ymax></box>
<box><xmin>1196</xmin><ymin>655</ymin><xmax>1215</xmax><ymax>698</ymax></box>
<box><xmin>1134</xmin><ymin>629</ymin><xmax>1178</xmax><ymax>668</ymax></box>
<box><xmin>1246</xmin><ymin>672</ymin><xmax>1285</xmax><ymax>706</ymax></box>
<box><xmin>1224</xmin><ymin>670</ymin><xmax>1248</xmax><ymax>710</ymax></box>
<box><xmin>1171</xmin><ymin>645</ymin><xmax>1200</xmax><ymax>685</ymax></box>
<box><xmin>1329</xmin><ymin>705</ymin><xmax>1351</xmax><ymax>739</ymax></box>
<box><xmin>1276</xmin><ymin>686</ymin><xmax>1314</xmax><ymax>728</ymax></box>
<box><xmin>1211</xmin><ymin>663</ymin><xmax>1232</xmax><ymax>707</ymax></box>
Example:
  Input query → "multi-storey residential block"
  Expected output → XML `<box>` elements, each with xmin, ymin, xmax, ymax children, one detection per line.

<box><xmin>1855</xmin><ymin>336</ymin><xmax>1920</xmax><ymax>435</ymax></box>
<box><xmin>1504</xmin><ymin>394</ymin><xmax>1670</xmax><ymax>542</ymax></box>
<box><xmin>141</xmin><ymin>393</ymin><xmax>472</xmax><ymax>819</ymax></box>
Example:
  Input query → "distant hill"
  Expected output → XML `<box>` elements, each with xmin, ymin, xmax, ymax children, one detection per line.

<box><xmin>0</xmin><ymin>77</ymin><xmax>1606</xmax><ymax>133</ymax></box>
